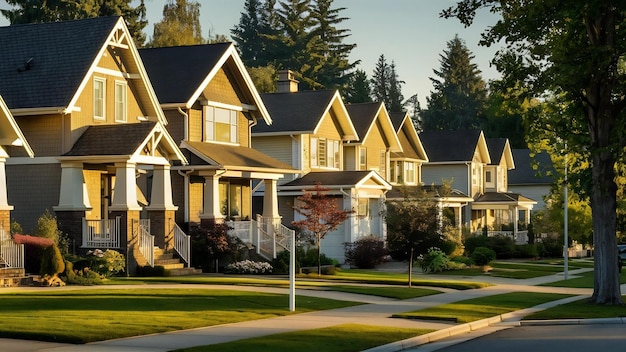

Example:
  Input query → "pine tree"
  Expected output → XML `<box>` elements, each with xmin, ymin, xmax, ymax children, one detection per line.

<box><xmin>421</xmin><ymin>35</ymin><xmax>487</xmax><ymax>131</ymax></box>
<box><xmin>147</xmin><ymin>0</ymin><xmax>205</xmax><ymax>48</ymax></box>
<box><xmin>343</xmin><ymin>69</ymin><xmax>372</xmax><ymax>104</ymax></box>
<box><xmin>371</xmin><ymin>54</ymin><xmax>405</xmax><ymax>110</ymax></box>
<box><xmin>387</xmin><ymin>61</ymin><xmax>405</xmax><ymax>112</ymax></box>
<box><xmin>231</xmin><ymin>0</ymin><xmax>264</xmax><ymax>67</ymax></box>
<box><xmin>1</xmin><ymin>0</ymin><xmax>148</xmax><ymax>46</ymax></box>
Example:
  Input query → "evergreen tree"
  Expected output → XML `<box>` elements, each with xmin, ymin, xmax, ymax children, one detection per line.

<box><xmin>1</xmin><ymin>0</ymin><xmax>148</xmax><ymax>46</ymax></box>
<box><xmin>231</xmin><ymin>0</ymin><xmax>264</xmax><ymax>67</ymax></box>
<box><xmin>309</xmin><ymin>0</ymin><xmax>358</xmax><ymax>91</ymax></box>
<box><xmin>148</xmin><ymin>0</ymin><xmax>205</xmax><ymax>47</ymax></box>
<box><xmin>421</xmin><ymin>35</ymin><xmax>487</xmax><ymax>131</ymax></box>
<box><xmin>371</xmin><ymin>54</ymin><xmax>405</xmax><ymax>110</ymax></box>
<box><xmin>343</xmin><ymin>69</ymin><xmax>372</xmax><ymax>104</ymax></box>
<box><xmin>387</xmin><ymin>61</ymin><xmax>405</xmax><ymax>112</ymax></box>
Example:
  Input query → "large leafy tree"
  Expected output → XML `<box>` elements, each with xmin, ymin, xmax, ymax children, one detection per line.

<box><xmin>1</xmin><ymin>0</ymin><xmax>147</xmax><ymax>46</ymax></box>
<box><xmin>292</xmin><ymin>183</ymin><xmax>352</xmax><ymax>276</ymax></box>
<box><xmin>444</xmin><ymin>0</ymin><xmax>626</xmax><ymax>304</ymax></box>
<box><xmin>147</xmin><ymin>0</ymin><xmax>205</xmax><ymax>47</ymax></box>
<box><xmin>421</xmin><ymin>34</ymin><xmax>487</xmax><ymax>131</ymax></box>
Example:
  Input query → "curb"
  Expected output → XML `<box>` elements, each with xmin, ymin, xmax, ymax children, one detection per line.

<box><xmin>521</xmin><ymin>317</ymin><xmax>626</xmax><ymax>326</ymax></box>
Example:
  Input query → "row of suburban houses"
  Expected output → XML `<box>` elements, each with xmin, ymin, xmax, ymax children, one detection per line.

<box><xmin>0</xmin><ymin>16</ymin><xmax>551</xmax><ymax>278</ymax></box>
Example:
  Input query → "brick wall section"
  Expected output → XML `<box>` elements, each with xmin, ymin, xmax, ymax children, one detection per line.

<box><xmin>110</xmin><ymin>210</ymin><xmax>141</xmax><ymax>275</ymax></box>
<box><xmin>148</xmin><ymin>210</ymin><xmax>175</xmax><ymax>250</ymax></box>
<box><xmin>55</xmin><ymin>211</ymin><xmax>86</xmax><ymax>253</ymax></box>
<box><xmin>0</xmin><ymin>210</ymin><xmax>11</xmax><ymax>235</ymax></box>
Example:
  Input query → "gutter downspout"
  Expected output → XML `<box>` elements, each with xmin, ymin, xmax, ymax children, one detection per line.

<box><xmin>177</xmin><ymin>107</ymin><xmax>189</xmax><ymax>141</ymax></box>
<box><xmin>249</xmin><ymin>115</ymin><xmax>258</xmax><ymax>147</ymax></box>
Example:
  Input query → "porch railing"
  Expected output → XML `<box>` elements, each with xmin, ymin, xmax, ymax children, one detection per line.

<box><xmin>173</xmin><ymin>223</ymin><xmax>191</xmax><ymax>268</ymax></box>
<box><xmin>83</xmin><ymin>218</ymin><xmax>121</xmax><ymax>248</ymax></box>
<box><xmin>485</xmin><ymin>230</ymin><xmax>529</xmax><ymax>245</ymax></box>
<box><xmin>136</xmin><ymin>220</ymin><xmax>154</xmax><ymax>267</ymax></box>
<box><xmin>227</xmin><ymin>220</ymin><xmax>257</xmax><ymax>246</ymax></box>
<box><xmin>0</xmin><ymin>228</ymin><xmax>23</xmax><ymax>269</ymax></box>
<box><xmin>256</xmin><ymin>215</ymin><xmax>293</xmax><ymax>259</ymax></box>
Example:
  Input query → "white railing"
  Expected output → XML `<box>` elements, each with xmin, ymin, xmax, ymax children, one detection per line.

<box><xmin>0</xmin><ymin>229</ymin><xmax>23</xmax><ymax>269</ymax></box>
<box><xmin>485</xmin><ymin>230</ymin><xmax>529</xmax><ymax>245</ymax></box>
<box><xmin>137</xmin><ymin>220</ymin><xmax>154</xmax><ymax>267</ymax></box>
<box><xmin>227</xmin><ymin>220</ymin><xmax>257</xmax><ymax>246</ymax></box>
<box><xmin>83</xmin><ymin>218</ymin><xmax>121</xmax><ymax>248</ymax></box>
<box><xmin>173</xmin><ymin>223</ymin><xmax>191</xmax><ymax>268</ymax></box>
<box><xmin>256</xmin><ymin>215</ymin><xmax>293</xmax><ymax>259</ymax></box>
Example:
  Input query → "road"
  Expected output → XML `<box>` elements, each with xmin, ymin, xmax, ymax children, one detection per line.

<box><xmin>416</xmin><ymin>324</ymin><xmax>626</xmax><ymax>352</ymax></box>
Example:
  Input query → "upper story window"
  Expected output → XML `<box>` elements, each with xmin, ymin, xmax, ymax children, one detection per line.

<box><xmin>205</xmin><ymin>106</ymin><xmax>238</xmax><ymax>144</ymax></box>
<box><xmin>379</xmin><ymin>150</ymin><xmax>387</xmax><ymax>177</ymax></box>
<box><xmin>404</xmin><ymin>161</ymin><xmax>416</xmax><ymax>184</ymax></box>
<box><xmin>311</xmin><ymin>137</ymin><xmax>340</xmax><ymax>169</ymax></box>
<box><xmin>93</xmin><ymin>77</ymin><xmax>105</xmax><ymax>120</ymax></box>
<box><xmin>359</xmin><ymin>147</ymin><xmax>367</xmax><ymax>170</ymax></box>
<box><xmin>114</xmin><ymin>81</ymin><xmax>127</xmax><ymax>123</ymax></box>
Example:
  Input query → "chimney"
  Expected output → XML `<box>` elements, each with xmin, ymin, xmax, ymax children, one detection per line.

<box><xmin>277</xmin><ymin>70</ymin><xmax>299</xmax><ymax>93</ymax></box>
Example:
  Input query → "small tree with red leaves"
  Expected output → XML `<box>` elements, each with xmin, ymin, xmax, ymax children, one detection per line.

<box><xmin>292</xmin><ymin>183</ymin><xmax>353</xmax><ymax>276</ymax></box>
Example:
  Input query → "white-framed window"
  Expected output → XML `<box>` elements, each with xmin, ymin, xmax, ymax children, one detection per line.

<box><xmin>486</xmin><ymin>170</ymin><xmax>492</xmax><ymax>183</ymax></box>
<box><xmin>404</xmin><ymin>161</ymin><xmax>415</xmax><ymax>184</ymax></box>
<box><xmin>114</xmin><ymin>80</ymin><xmax>127</xmax><ymax>122</ymax></box>
<box><xmin>357</xmin><ymin>198</ymin><xmax>369</xmax><ymax>217</ymax></box>
<box><xmin>205</xmin><ymin>106</ymin><xmax>238</xmax><ymax>144</ymax></box>
<box><xmin>93</xmin><ymin>77</ymin><xmax>105</xmax><ymax>120</ymax></box>
<box><xmin>311</xmin><ymin>137</ymin><xmax>340</xmax><ymax>169</ymax></box>
<box><xmin>379</xmin><ymin>150</ymin><xmax>386</xmax><ymax>177</ymax></box>
<box><xmin>311</xmin><ymin>137</ymin><xmax>318</xmax><ymax>167</ymax></box>
<box><xmin>390</xmin><ymin>161</ymin><xmax>397</xmax><ymax>183</ymax></box>
<box><xmin>359</xmin><ymin>147</ymin><xmax>367</xmax><ymax>170</ymax></box>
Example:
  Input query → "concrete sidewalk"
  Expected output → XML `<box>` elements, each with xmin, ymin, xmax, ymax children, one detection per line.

<box><xmin>0</xmin><ymin>267</ymin><xmax>612</xmax><ymax>352</ymax></box>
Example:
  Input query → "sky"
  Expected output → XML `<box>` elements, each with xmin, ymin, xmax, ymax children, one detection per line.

<box><xmin>0</xmin><ymin>0</ymin><xmax>502</xmax><ymax>107</ymax></box>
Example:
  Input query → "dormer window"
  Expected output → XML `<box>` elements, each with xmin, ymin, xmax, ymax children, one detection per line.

<box><xmin>310</xmin><ymin>137</ymin><xmax>340</xmax><ymax>169</ymax></box>
<box><xmin>204</xmin><ymin>106</ymin><xmax>238</xmax><ymax>144</ymax></box>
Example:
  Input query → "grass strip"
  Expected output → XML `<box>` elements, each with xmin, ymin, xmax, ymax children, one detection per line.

<box><xmin>0</xmin><ymin>288</ymin><xmax>360</xmax><ymax>343</ymax></box>
<box><xmin>325</xmin><ymin>285</ymin><xmax>441</xmax><ymax>299</ymax></box>
<box><xmin>393</xmin><ymin>292</ymin><xmax>573</xmax><ymax>323</ymax></box>
<box><xmin>524</xmin><ymin>295</ymin><xmax>626</xmax><ymax>320</ymax></box>
<box><xmin>542</xmin><ymin>269</ymin><xmax>626</xmax><ymax>288</ymax></box>
<box><xmin>174</xmin><ymin>323</ymin><xmax>434</xmax><ymax>352</ymax></box>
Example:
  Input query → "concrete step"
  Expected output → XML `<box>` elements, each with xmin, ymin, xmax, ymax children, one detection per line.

<box><xmin>154</xmin><ymin>258</ymin><xmax>183</xmax><ymax>266</ymax></box>
<box><xmin>168</xmin><ymin>267</ymin><xmax>203</xmax><ymax>276</ymax></box>
<box><xmin>158</xmin><ymin>262</ymin><xmax>185</xmax><ymax>270</ymax></box>
<box><xmin>0</xmin><ymin>268</ymin><xmax>25</xmax><ymax>277</ymax></box>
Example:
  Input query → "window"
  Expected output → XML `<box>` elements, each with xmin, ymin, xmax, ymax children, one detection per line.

<box><xmin>390</xmin><ymin>161</ymin><xmax>397</xmax><ymax>183</ymax></box>
<box><xmin>379</xmin><ymin>150</ymin><xmax>386</xmax><ymax>177</ymax></box>
<box><xmin>404</xmin><ymin>162</ymin><xmax>415</xmax><ymax>184</ymax></box>
<box><xmin>357</xmin><ymin>198</ymin><xmax>369</xmax><ymax>217</ymax></box>
<box><xmin>114</xmin><ymin>81</ymin><xmax>127</xmax><ymax>122</ymax></box>
<box><xmin>359</xmin><ymin>147</ymin><xmax>367</xmax><ymax>170</ymax></box>
<box><xmin>486</xmin><ymin>170</ymin><xmax>492</xmax><ymax>183</ymax></box>
<box><xmin>205</xmin><ymin>106</ymin><xmax>238</xmax><ymax>143</ymax></box>
<box><xmin>93</xmin><ymin>77</ymin><xmax>105</xmax><ymax>120</ymax></box>
<box><xmin>311</xmin><ymin>137</ymin><xmax>340</xmax><ymax>169</ymax></box>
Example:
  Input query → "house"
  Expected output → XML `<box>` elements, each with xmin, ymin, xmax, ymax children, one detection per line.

<box><xmin>508</xmin><ymin>149</ymin><xmax>554</xmax><ymax>210</ymax></box>
<box><xmin>139</xmin><ymin>43</ymin><xmax>299</xmax><ymax>258</ymax></box>
<box><xmin>0</xmin><ymin>17</ymin><xmax>187</xmax><ymax>274</ymax></box>
<box><xmin>252</xmin><ymin>71</ymin><xmax>392</xmax><ymax>262</ymax></box>
<box><xmin>0</xmin><ymin>95</ymin><xmax>33</xmax><ymax>282</ymax></box>
<box><xmin>388</xmin><ymin>111</ymin><xmax>428</xmax><ymax>186</ymax></box>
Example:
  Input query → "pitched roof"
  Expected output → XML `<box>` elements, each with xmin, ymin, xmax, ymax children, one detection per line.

<box><xmin>509</xmin><ymin>149</ymin><xmax>555</xmax><ymax>185</ymax></box>
<box><xmin>0</xmin><ymin>95</ymin><xmax>33</xmax><ymax>157</ymax></box>
<box><xmin>139</xmin><ymin>43</ymin><xmax>231</xmax><ymax>105</ymax></box>
<box><xmin>419</xmin><ymin>130</ymin><xmax>486</xmax><ymax>162</ymax></box>
<box><xmin>474</xmin><ymin>191</ymin><xmax>536</xmax><ymax>204</ymax></box>
<box><xmin>255</xmin><ymin>90</ymin><xmax>338</xmax><ymax>134</ymax></box>
<box><xmin>281</xmin><ymin>170</ymin><xmax>390</xmax><ymax>189</ymax></box>
<box><xmin>346</xmin><ymin>102</ymin><xmax>380</xmax><ymax>140</ymax></box>
<box><xmin>0</xmin><ymin>17</ymin><xmax>120</xmax><ymax>110</ymax></box>
<box><xmin>64</xmin><ymin>122</ymin><xmax>158</xmax><ymax>156</ymax></box>
<box><xmin>182</xmin><ymin>141</ymin><xmax>297</xmax><ymax>172</ymax></box>
<box><xmin>389</xmin><ymin>112</ymin><xmax>406</xmax><ymax>132</ymax></box>
<box><xmin>486</xmin><ymin>138</ymin><xmax>514</xmax><ymax>168</ymax></box>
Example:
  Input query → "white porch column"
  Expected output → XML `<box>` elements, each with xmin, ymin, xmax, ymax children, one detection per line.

<box><xmin>146</xmin><ymin>164</ymin><xmax>177</xmax><ymax>211</ymax></box>
<box><xmin>199</xmin><ymin>175</ymin><xmax>223</xmax><ymax>221</ymax></box>
<box><xmin>262</xmin><ymin>179</ymin><xmax>280</xmax><ymax>220</ymax></box>
<box><xmin>455</xmin><ymin>206</ymin><xmax>463</xmax><ymax>241</ymax></box>
<box><xmin>54</xmin><ymin>161</ymin><xmax>90</xmax><ymax>211</ymax></box>
<box><xmin>0</xmin><ymin>153</ymin><xmax>12</xmax><ymax>211</ymax></box>
<box><xmin>513</xmin><ymin>206</ymin><xmax>519</xmax><ymax>236</ymax></box>
<box><xmin>109</xmin><ymin>162</ymin><xmax>142</xmax><ymax>211</ymax></box>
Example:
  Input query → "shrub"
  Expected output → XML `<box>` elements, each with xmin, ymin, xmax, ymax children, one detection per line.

<box><xmin>464</xmin><ymin>234</ymin><xmax>515</xmax><ymax>259</ymax></box>
<box><xmin>137</xmin><ymin>265</ymin><xmax>168</xmax><ymax>277</ymax></box>
<box><xmin>515</xmin><ymin>244</ymin><xmax>538</xmax><ymax>258</ymax></box>
<box><xmin>225</xmin><ymin>260</ymin><xmax>272</xmax><ymax>274</ymax></box>
<box><xmin>344</xmin><ymin>235</ymin><xmax>387</xmax><ymax>269</ymax></box>
<box><xmin>471</xmin><ymin>247</ymin><xmax>496</xmax><ymax>266</ymax></box>
<box><xmin>537</xmin><ymin>236</ymin><xmax>562</xmax><ymax>258</ymax></box>
<box><xmin>83</xmin><ymin>249</ymin><xmax>125</xmax><ymax>277</ymax></box>
<box><xmin>300</xmin><ymin>247</ymin><xmax>336</xmax><ymax>267</ymax></box>
<box><xmin>63</xmin><ymin>261</ymin><xmax>105</xmax><ymax>285</ymax></box>
<box><xmin>450</xmin><ymin>255</ymin><xmax>474</xmax><ymax>266</ymax></box>
<box><xmin>417</xmin><ymin>247</ymin><xmax>450</xmax><ymax>273</ymax></box>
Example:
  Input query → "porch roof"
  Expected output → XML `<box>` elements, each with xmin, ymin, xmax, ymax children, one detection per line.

<box><xmin>61</xmin><ymin>121</ymin><xmax>187</xmax><ymax>164</ymax></box>
<box><xmin>473</xmin><ymin>191</ymin><xmax>537</xmax><ymax>206</ymax></box>
<box><xmin>281</xmin><ymin>170</ymin><xmax>391</xmax><ymax>191</ymax></box>
<box><xmin>181</xmin><ymin>141</ymin><xmax>298</xmax><ymax>174</ymax></box>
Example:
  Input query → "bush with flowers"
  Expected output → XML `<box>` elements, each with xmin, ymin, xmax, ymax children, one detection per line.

<box><xmin>225</xmin><ymin>260</ymin><xmax>272</xmax><ymax>274</ymax></box>
<box><xmin>64</xmin><ymin>249</ymin><xmax>125</xmax><ymax>285</ymax></box>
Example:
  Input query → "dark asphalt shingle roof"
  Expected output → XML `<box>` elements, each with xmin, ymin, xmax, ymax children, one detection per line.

<box><xmin>346</xmin><ymin>102</ymin><xmax>381</xmax><ymax>141</ymax></box>
<box><xmin>474</xmin><ymin>191</ymin><xmax>536</xmax><ymax>203</ymax></box>
<box><xmin>389</xmin><ymin>112</ymin><xmax>406</xmax><ymax>132</ymax></box>
<box><xmin>282</xmin><ymin>171</ymin><xmax>376</xmax><ymax>188</ymax></box>
<box><xmin>486</xmin><ymin>138</ymin><xmax>507</xmax><ymax>165</ymax></box>
<box><xmin>0</xmin><ymin>16</ymin><xmax>120</xmax><ymax>109</ymax></box>
<box><xmin>64</xmin><ymin>122</ymin><xmax>157</xmax><ymax>156</ymax></box>
<box><xmin>419</xmin><ymin>130</ymin><xmax>482</xmax><ymax>162</ymax></box>
<box><xmin>254</xmin><ymin>90</ymin><xmax>337</xmax><ymax>133</ymax></box>
<box><xmin>184</xmin><ymin>141</ymin><xmax>295</xmax><ymax>170</ymax></box>
<box><xmin>387</xmin><ymin>185</ymin><xmax>471</xmax><ymax>200</ymax></box>
<box><xmin>509</xmin><ymin>149</ymin><xmax>555</xmax><ymax>185</ymax></box>
<box><xmin>139</xmin><ymin>43</ymin><xmax>232</xmax><ymax>105</ymax></box>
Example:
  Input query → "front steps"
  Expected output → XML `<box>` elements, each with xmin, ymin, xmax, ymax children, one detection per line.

<box><xmin>0</xmin><ymin>267</ymin><xmax>30</xmax><ymax>287</ymax></box>
<box><xmin>153</xmin><ymin>248</ymin><xmax>202</xmax><ymax>276</ymax></box>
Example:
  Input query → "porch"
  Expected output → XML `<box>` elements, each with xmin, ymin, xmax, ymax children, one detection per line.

<box><xmin>227</xmin><ymin>215</ymin><xmax>294</xmax><ymax>260</ymax></box>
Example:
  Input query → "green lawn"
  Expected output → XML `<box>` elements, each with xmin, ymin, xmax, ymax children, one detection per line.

<box><xmin>175</xmin><ymin>324</ymin><xmax>433</xmax><ymax>352</ymax></box>
<box><xmin>0</xmin><ymin>288</ymin><xmax>360</xmax><ymax>343</ymax></box>
<box><xmin>325</xmin><ymin>285</ymin><xmax>441</xmax><ymax>299</ymax></box>
<box><xmin>439</xmin><ymin>261</ymin><xmax>580</xmax><ymax>279</ymax></box>
<box><xmin>541</xmin><ymin>267</ymin><xmax>626</xmax><ymax>288</ymax></box>
<box><xmin>393</xmin><ymin>292</ymin><xmax>573</xmax><ymax>323</ymax></box>
<box><xmin>525</xmin><ymin>295</ymin><xmax>626</xmax><ymax>320</ymax></box>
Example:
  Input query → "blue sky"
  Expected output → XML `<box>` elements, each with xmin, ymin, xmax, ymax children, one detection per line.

<box><xmin>0</xmin><ymin>0</ymin><xmax>502</xmax><ymax>107</ymax></box>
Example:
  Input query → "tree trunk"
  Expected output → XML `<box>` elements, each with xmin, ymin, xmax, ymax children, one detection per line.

<box><xmin>317</xmin><ymin>233</ymin><xmax>321</xmax><ymax>277</ymax></box>
<box><xmin>408</xmin><ymin>247</ymin><xmax>413</xmax><ymax>288</ymax></box>
<box><xmin>589</xmin><ymin>150</ymin><xmax>622</xmax><ymax>304</ymax></box>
